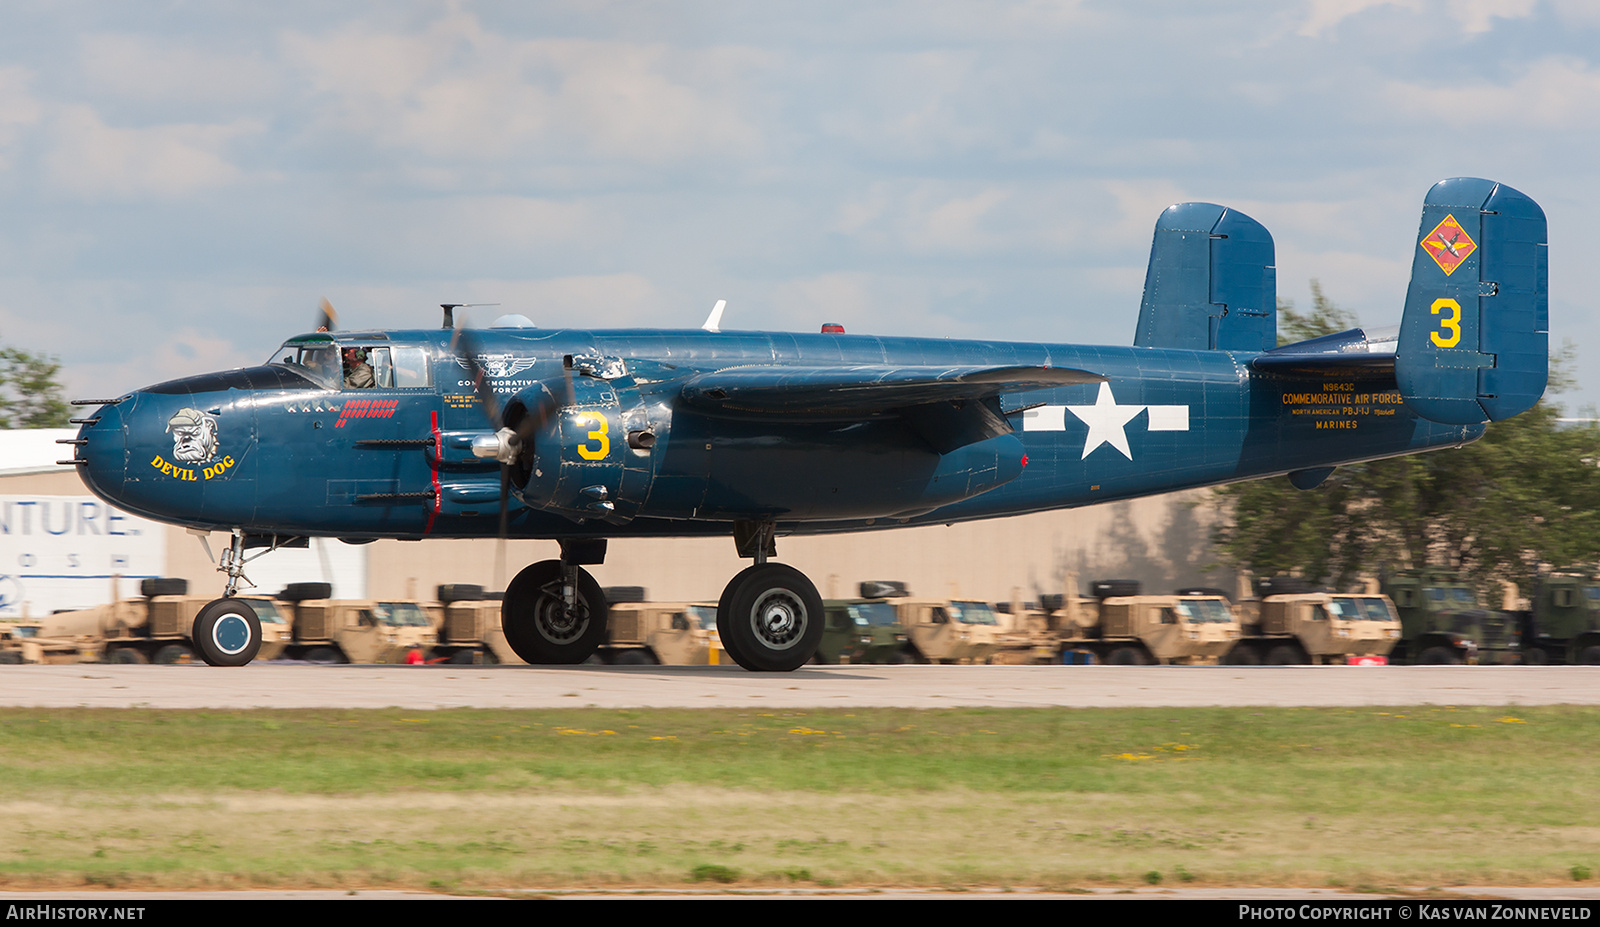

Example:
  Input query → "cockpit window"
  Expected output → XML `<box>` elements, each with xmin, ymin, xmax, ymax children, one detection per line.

<box><xmin>270</xmin><ymin>343</ymin><xmax>341</xmax><ymax>388</ymax></box>
<box><xmin>270</xmin><ymin>340</ymin><xmax>433</xmax><ymax>390</ymax></box>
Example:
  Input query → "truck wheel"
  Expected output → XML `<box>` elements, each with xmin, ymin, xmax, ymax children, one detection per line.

<box><xmin>1225</xmin><ymin>645</ymin><xmax>1261</xmax><ymax>665</ymax></box>
<box><xmin>446</xmin><ymin>649</ymin><xmax>478</xmax><ymax>665</ymax></box>
<box><xmin>1578</xmin><ymin>646</ymin><xmax>1600</xmax><ymax>666</ymax></box>
<box><xmin>305</xmin><ymin>647</ymin><xmax>344</xmax><ymax>664</ymax></box>
<box><xmin>280</xmin><ymin>582</ymin><xmax>333</xmax><ymax>603</ymax></box>
<box><xmin>1265</xmin><ymin>644</ymin><xmax>1305</xmax><ymax>665</ymax></box>
<box><xmin>192</xmin><ymin>598</ymin><xmax>262</xmax><ymax>667</ymax></box>
<box><xmin>718</xmin><ymin>563</ymin><xmax>824</xmax><ymax>672</ymax></box>
<box><xmin>154</xmin><ymin>644</ymin><xmax>194</xmax><ymax>665</ymax></box>
<box><xmin>140</xmin><ymin>577</ymin><xmax>189</xmax><ymax>597</ymax></box>
<box><xmin>109</xmin><ymin>647</ymin><xmax>148</xmax><ymax>664</ymax></box>
<box><xmin>613</xmin><ymin>649</ymin><xmax>659</xmax><ymax>666</ymax></box>
<box><xmin>502</xmin><ymin>561</ymin><xmax>609</xmax><ymax>664</ymax></box>
<box><xmin>1418</xmin><ymin>646</ymin><xmax>1462</xmax><ymax>665</ymax></box>
<box><xmin>1106</xmin><ymin>646</ymin><xmax>1148</xmax><ymax>665</ymax></box>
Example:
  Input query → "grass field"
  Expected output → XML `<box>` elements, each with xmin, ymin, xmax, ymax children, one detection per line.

<box><xmin>0</xmin><ymin>705</ymin><xmax>1596</xmax><ymax>893</ymax></box>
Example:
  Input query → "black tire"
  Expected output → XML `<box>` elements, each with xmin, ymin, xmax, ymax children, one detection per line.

<box><xmin>1176</xmin><ymin>586</ymin><xmax>1231</xmax><ymax>601</ymax></box>
<box><xmin>446</xmin><ymin>649</ymin><xmax>478</xmax><ymax>665</ymax></box>
<box><xmin>501</xmin><ymin>560</ymin><xmax>609</xmax><ymax>664</ymax></box>
<box><xmin>436</xmin><ymin>584</ymin><xmax>485</xmax><ymax>604</ymax></box>
<box><xmin>1578</xmin><ymin>645</ymin><xmax>1600</xmax><ymax>666</ymax></box>
<box><xmin>612</xmin><ymin>649</ymin><xmax>658</xmax><ymax>666</ymax></box>
<box><xmin>718</xmin><ymin>563</ymin><xmax>824</xmax><ymax>672</ymax></box>
<box><xmin>603</xmin><ymin>586</ymin><xmax>648</xmax><ymax>604</ymax></box>
<box><xmin>280</xmin><ymin>582</ymin><xmax>333</xmax><ymax>603</ymax></box>
<box><xmin>153</xmin><ymin>643</ymin><xmax>194</xmax><ymax>665</ymax></box>
<box><xmin>886</xmin><ymin>650</ymin><xmax>913</xmax><ymax>665</ymax></box>
<box><xmin>141</xmin><ymin>577</ymin><xmax>189</xmax><ymax>598</ymax></box>
<box><xmin>1419</xmin><ymin>646</ymin><xmax>1463</xmax><ymax>665</ymax></box>
<box><xmin>192</xmin><ymin>598</ymin><xmax>262</xmax><ymax>667</ymax></box>
<box><xmin>1265</xmin><ymin>644</ymin><xmax>1305</xmax><ymax>665</ymax></box>
<box><xmin>1225</xmin><ymin>645</ymin><xmax>1262</xmax><ymax>665</ymax></box>
<box><xmin>108</xmin><ymin>647</ymin><xmax>148</xmax><ymax>664</ymax></box>
<box><xmin>1106</xmin><ymin>646</ymin><xmax>1149</xmax><ymax>665</ymax></box>
<box><xmin>304</xmin><ymin>647</ymin><xmax>344</xmax><ymax>664</ymax></box>
<box><xmin>0</xmin><ymin>650</ymin><xmax>24</xmax><ymax>664</ymax></box>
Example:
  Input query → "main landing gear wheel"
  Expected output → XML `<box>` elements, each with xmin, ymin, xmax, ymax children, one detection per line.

<box><xmin>717</xmin><ymin>564</ymin><xmax>823</xmax><ymax>672</ymax></box>
<box><xmin>192</xmin><ymin>598</ymin><xmax>262</xmax><ymax>667</ymax></box>
<box><xmin>502</xmin><ymin>560</ymin><xmax>609</xmax><ymax>664</ymax></box>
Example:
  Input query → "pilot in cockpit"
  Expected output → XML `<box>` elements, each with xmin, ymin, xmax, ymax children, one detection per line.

<box><xmin>342</xmin><ymin>347</ymin><xmax>373</xmax><ymax>389</ymax></box>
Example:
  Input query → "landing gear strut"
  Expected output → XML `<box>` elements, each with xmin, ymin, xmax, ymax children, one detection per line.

<box><xmin>716</xmin><ymin>520</ymin><xmax>823</xmax><ymax>672</ymax></box>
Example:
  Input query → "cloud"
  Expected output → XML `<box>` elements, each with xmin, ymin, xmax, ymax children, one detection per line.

<box><xmin>281</xmin><ymin>13</ymin><xmax>763</xmax><ymax>168</ymax></box>
<box><xmin>78</xmin><ymin>33</ymin><xmax>279</xmax><ymax>107</ymax></box>
<box><xmin>1297</xmin><ymin>0</ymin><xmax>1536</xmax><ymax>37</ymax></box>
<box><xmin>44</xmin><ymin>106</ymin><xmax>261</xmax><ymax>200</ymax></box>
<box><xmin>1383</xmin><ymin>56</ymin><xmax>1600</xmax><ymax>129</ymax></box>
<box><xmin>0</xmin><ymin>67</ymin><xmax>42</xmax><ymax>169</ymax></box>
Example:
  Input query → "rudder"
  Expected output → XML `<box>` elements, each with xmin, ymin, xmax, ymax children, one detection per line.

<box><xmin>1134</xmin><ymin>202</ymin><xmax>1276</xmax><ymax>353</ymax></box>
<box><xmin>1396</xmin><ymin>178</ymin><xmax>1547</xmax><ymax>424</ymax></box>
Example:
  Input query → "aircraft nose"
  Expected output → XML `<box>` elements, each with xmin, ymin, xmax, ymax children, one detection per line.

<box><xmin>70</xmin><ymin>397</ymin><xmax>130</xmax><ymax>501</ymax></box>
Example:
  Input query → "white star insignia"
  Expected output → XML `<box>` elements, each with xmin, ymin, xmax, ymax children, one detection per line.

<box><xmin>1021</xmin><ymin>383</ymin><xmax>1190</xmax><ymax>460</ymax></box>
<box><xmin>1067</xmin><ymin>382</ymin><xmax>1145</xmax><ymax>460</ymax></box>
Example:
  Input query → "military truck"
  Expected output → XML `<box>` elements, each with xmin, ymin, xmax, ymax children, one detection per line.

<box><xmin>429</xmin><ymin>585</ymin><xmax>519</xmax><ymax>664</ymax></box>
<box><xmin>814</xmin><ymin>594</ymin><xmax>910</xmax><ymax>664</ymax></box>
<box><xmin>0</xmin><ymin>578</ymin><xmax>290</xmax><ymax>665</ymax></box>
<box><xmin>275</xmin><ymin>583</ymin><xmax>438</xmax><ymax>663</ymax></box>
<box><xmin>1381</xmin><ymin>572</ymin><xmax>1519</xmax><ymax>664</ymax></box>
<box><xmin>848</xmin><ymin>582</ymin><xmax>1006</xmax><ymax>663</ymax></box>
<box><xmin>1513</xmin><ymin>574</ymin><xmax>1600</xmax><ymax>665</ymax></box>
<box><xmin>1225</xmin><ymin>577</ymin><xmax>1401</xmax><ymax>665</ymax></box>
<box><xmin>1053</xmin><ymin>580</ymin><xmax>1240</xmax><ymax>665</ymax></box>
<box><xmin>594</xmin><ymin>587</ymin><xmax>715</xmax><ymax>665</ymax></box>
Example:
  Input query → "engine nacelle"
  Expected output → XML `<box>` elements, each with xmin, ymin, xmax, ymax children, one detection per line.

<box><xmin>505</xmin><ymin>361</ymin><xmax>658</xmax><ymax>525</ymax></box>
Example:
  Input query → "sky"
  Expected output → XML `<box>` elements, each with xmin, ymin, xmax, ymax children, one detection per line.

<box><xmin>1</xmin><ymin>0</ymin><xmax>1596</xmax><ymax>411</ymax></box>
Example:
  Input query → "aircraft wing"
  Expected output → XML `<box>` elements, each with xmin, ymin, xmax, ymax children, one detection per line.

<box><xmin>680</xmin><ymin>364</ymin><xmax>1105</xmax><ymax>454</ymax></box>
<box><xmin>681</xmin><ymin>364</ymin><xmax>1104</xmax><ymax>413</ymax></box>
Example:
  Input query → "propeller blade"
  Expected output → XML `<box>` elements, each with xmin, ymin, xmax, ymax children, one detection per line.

<box><xmin>315</xmin><ymin>298</ymin><xmax>338</xmax><ymax>333</ymax></box>
<box><xmin>449</xmin><ymin>326</ymin><xmax>503</xmax><ymax>426</ymax></box>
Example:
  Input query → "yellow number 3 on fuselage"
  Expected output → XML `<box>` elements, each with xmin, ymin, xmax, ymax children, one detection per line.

<box><xmin>577</xmin><ymin>412</ymin><xmax>611</xmax><ymax>460</ymax></box>
<box><xmin>1430</xmin><ymin>298</ymin><xmax>1462</xmax><ymax>348</ymax></box>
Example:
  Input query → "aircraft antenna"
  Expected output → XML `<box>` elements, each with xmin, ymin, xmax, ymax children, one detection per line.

<box><xmin>441</xmin><ymin>303</ymin><xmax>500</xmax><ymax>329</ymax></box>
<box><xmin>702</xmin><ymin>299</ymin><xmax>727</xmax><ymax>333</ymax></box>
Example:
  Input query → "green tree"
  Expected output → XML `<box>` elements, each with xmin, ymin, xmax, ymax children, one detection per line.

<box><xmin>0</xmin><ymin>344</ymin><xmax>70</xmax><ymax>428</ymax></box>
<box><xmin>1213</xmin><ymin>286</ymin><xmax>1600</xmax><ymax>597</ymax></box>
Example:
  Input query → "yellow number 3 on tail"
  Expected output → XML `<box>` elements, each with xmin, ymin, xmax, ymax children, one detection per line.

<box><xmin>1430</xmin><ymin>298</ymin><xmax>1462</xmax><ymax>348</ymax></box>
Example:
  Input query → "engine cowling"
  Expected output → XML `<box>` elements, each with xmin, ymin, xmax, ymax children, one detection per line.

<box><xmin>504</xmin><ymin>360</ymin><xmax>658</xmax><ymax>525</ymax></box>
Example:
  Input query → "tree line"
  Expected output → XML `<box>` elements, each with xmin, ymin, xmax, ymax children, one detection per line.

<box><xmin>1212</xmin><ymin>283</ymin><xmax>1600</xmax><ymax>598</ymax></box>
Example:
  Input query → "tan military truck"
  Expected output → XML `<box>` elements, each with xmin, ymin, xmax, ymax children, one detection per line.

<box><xmin>0</xmin><ymin>578</ymin><xmax>290</xmax><ymax>665</ymax></box>
<box><xmin>276</xmin><ymin>583</ymin><xmax>438</xmax><ymax>663</ymax></box>
<box><xmin>1054</xmin><ymin>580</ymin><xmax>1241</xmax><ymax>665</ymax></box>
<box><xmin>595</xmin><ymin>587</ymin><xmax>715</xmax><ymax>665</ymax></box>
<box><xmin>429</xmin><ymin>585</ymin><xmax>520</xmax><ymax>664</ymax></box>
<box><xmin>0</xmin><ymin>620</ymin><xmax>99</xmax><ymax>664</ymax></box>
<box><xmin>860</xmin><ymin>582</ymin><xmax>1005</xmax><ymax>664</ymax></box>
<box><xmin>1224</xmin><ymin>577</ymin><xmax>1401</xmax><ymax>665</ymax></box>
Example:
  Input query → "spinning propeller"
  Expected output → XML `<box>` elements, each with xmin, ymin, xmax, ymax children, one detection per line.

<box><xmin>448</xmin><ymin>313</ymin><xmax>573</xmax><ymax>590</ymax></box>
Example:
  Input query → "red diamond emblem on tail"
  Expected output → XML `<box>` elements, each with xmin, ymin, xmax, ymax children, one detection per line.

<box><xmin>1420</xmin><ymin>214</ymin><xmax>1476</xmax><ymax>276</ymax></box>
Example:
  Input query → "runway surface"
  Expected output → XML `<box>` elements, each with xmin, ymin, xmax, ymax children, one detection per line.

<box><xmin>0</xmin><ymin>663</ymin><xmax>1596</xmax><ymax>709</ymax></box>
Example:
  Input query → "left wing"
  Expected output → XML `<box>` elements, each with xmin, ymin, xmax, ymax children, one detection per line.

<box><xmin>680</xmin><ymin>364</ymin><xmax>1105</xmax><ymax>453</ymax></box>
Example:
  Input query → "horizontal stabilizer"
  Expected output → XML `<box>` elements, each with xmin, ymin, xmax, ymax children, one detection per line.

<box><xmin>680</xmin><ymin>365</ymin><xmax>1105</xmax><ymax>415</ymax></box>
<box><xmin>1250</xmin><ymin>328</ymin><xmax>1397</xmax><ymax>385</ymax></box>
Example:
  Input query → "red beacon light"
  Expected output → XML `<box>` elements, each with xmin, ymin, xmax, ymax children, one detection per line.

<box><xmin>820</xmin><ymin>323</ymin><xmax>845</xmax><ymax>333</ymax></box>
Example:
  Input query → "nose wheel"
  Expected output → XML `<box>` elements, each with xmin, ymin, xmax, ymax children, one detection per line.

<box><xmin>717</xmin><ymin>563</ymin><xmax>823</xmax><ymax>672</ymax></box>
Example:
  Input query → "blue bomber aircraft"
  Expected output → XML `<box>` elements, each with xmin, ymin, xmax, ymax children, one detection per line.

<box><xmin>63</xmin><ymin>177</ymin><xmax>1547</xmax><ymax>671</ymax></box>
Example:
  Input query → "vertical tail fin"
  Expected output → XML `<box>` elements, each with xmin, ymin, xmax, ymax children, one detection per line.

<box><xmin>1134</xmin><ymin>203</ymin><xmax>1277</xmax><ymax>352</ymax></box>
<box><xmin>1396</xmin><ymin>178</ymin><xmax>1547</xmax><ymax>424</ymax></box>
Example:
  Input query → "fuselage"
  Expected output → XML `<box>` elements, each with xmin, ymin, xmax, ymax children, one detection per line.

<box><xmin>72</xmin><ymin>327</ymin><xmax>1480</xmax><ymax>540</ymax></box>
